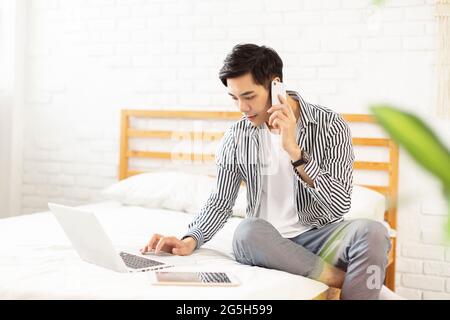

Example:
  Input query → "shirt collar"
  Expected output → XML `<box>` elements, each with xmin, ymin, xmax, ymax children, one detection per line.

<box><xmin>287</xmin><ymin>90</ymin><xmax>317</xmax><ymax>129</ymax></box>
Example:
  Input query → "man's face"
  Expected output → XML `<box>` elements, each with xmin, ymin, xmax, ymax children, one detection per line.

<box><xmin>227</xmin><ymin>73</ymin><xmax>271</xmax><ymax>127</ymax></box>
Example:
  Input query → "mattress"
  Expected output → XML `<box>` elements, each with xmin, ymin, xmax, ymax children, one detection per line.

<box><xmin>0</xmin><ymin>201</ymin><xmax>328</xmax><ymax>300</ymax></box>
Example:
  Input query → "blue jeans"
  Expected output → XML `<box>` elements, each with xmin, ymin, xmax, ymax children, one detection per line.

<box><xmin>232</xmin><ymin>218</ymin><xmax>391</xmax><ymax>300</ymax></box>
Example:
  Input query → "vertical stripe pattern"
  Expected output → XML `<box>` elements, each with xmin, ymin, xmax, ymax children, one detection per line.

<box><xmin>183</xmin><ymin>91</ymin><xmax>355</xmax><ymax>248</ymax></box>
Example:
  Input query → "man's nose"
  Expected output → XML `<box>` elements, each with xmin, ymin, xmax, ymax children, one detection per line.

<box><xmin>238</xmin><ymin>100</ymin><xmax>250</xmax><ymax>113</ymax></box>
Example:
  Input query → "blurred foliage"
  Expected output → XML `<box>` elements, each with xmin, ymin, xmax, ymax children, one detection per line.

<box><xmin>372</xmin><ymin>0</ymin><xmax>386</xmax><ymax>6</ymax></box>
<box><xmin>371</xmin><ymin>105</ymin><xmax>450</xmax><ymax>239</ymax></box>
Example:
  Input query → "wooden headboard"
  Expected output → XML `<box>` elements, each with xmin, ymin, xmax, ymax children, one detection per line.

<box><xmin>119</xmin><ymin>110</ymin><xmax>398</xmax><ymax>227</ymax></box>
<box><xmin>118</xmin><ymin>109</ymin><xmax>399</xmax><ymax>289</ymax></box>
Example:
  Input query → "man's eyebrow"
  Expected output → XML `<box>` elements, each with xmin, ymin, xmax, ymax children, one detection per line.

<box><xmin>228</xmin><ymin>91</ymin><xmax>255</xmax><ymax>97</ymax></box>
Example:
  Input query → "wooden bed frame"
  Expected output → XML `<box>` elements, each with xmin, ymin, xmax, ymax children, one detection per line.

<box><xmin>118</xmin><ymin>110</ymin><xmax>399</xmax><ymax>294</ymax></box>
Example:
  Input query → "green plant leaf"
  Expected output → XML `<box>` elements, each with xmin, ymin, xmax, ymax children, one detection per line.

<box><xmin>371</xmin><ymin>105</ymin><xmax>450</xmax><ymax>189</ymax></box>
<box><xmin>372</xmin><ymin>0</ymin><xmax>386</xmax><ymax>6</ymax></box>
<box><xmin>447</xmin><ymin>190</ymin><xmax>450</xmax><ymax>239</ymax></box>
<box><xmin>372</xmin><ymin>105</ymin><xmax>450</xmax><ymax>239</ymax></box>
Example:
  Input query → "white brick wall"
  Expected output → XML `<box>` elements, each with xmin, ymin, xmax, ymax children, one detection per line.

<box><xmin>17</xmin><ymin>0</ymin><xmax>450</xmax><ymax>299</ymax></box>
<box><xmin>402</xmin><ymin>274</ymin><xmax>445</xmax><ymax>291</ymax></box>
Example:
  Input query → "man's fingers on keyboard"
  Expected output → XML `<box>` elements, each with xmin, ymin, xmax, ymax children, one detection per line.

<box><xmin>145</xmin><ymin>233</ymin><xmax>162</xmax><ymax>252</ymax></box>
<box><xmin>140</xmin><ymin>243</ymin><xmax>150</xmax><ymax>253</ymax></box>
<box><xmin>173</xmin><ymin>246</ymin><xmax>188</xmax><ymax>256</ymax></box>
<box><xmin>154</xmin><ymin>237</ymin><xmax>167</xmax><ymax>254</ymax></box>
<box><xmin>155</xmin><ymin>236</ymin><xmax>177</xmax><ymax>254</ymax></box>
<box><xmin>141</xmin><ymin>234</ymin><xmax>159</xmax><ymax>253</ymax></box>
<box><xmin>172</xmin><ymin>247</ymin><xmax>182</xmax><ymax>255</ymax></box>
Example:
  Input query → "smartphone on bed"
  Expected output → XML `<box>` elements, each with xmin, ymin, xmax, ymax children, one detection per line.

<box><xmin>151</xmin><ymin>271</ymin><xmax>240</xmax><ymax>287</ymax></box>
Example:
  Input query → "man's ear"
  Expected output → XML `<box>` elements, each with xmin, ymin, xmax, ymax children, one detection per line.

<box><xmin>272</xmin><ymin>76</ymin><xmax>281</xmax><ymax>83</ymax></box>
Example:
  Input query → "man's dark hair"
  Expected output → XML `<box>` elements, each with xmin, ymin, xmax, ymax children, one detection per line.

<box><xmin>219</xmin><ymin>43</ymin><xmax>283</xmax><ymax>88</ymax></box>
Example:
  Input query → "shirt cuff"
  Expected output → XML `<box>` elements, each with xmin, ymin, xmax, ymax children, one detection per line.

<box><xmin>293</xmin><ymin>157</ymin><xmax>320</xmax><ymax>188</ymax></box>
<box><xmin>182</xmin><ymin>227</ymin><xmax>205</xmax><ymax>250</ymax></box>
<box><xmin>302</xmin><ymin>158</ymin><xmax>320</xmax><ymax>182</ymax></box>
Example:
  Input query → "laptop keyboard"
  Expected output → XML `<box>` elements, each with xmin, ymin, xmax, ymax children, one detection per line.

<box><xmin>119</xmin><ymin>252</ymin><xmax>165</xmax><ymax>270</ymax></box>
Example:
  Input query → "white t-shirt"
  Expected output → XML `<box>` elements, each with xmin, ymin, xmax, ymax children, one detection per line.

<box><xmin>257</xmin><ymin>123</ymin><xmax>311</xmax><ymax>238</ymax></box>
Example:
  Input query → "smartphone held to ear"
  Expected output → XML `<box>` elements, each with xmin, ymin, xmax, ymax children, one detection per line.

<box><xmin>271</xmin><ymin>80</ymin><xmax>287</xmax><ymax>106</ymax></box>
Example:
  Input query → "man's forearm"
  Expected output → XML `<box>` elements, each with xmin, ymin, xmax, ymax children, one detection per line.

<box><xmin>288</xmin><ymin>146</ymin><xmax>315</xmax><ymax>188</ymax></box>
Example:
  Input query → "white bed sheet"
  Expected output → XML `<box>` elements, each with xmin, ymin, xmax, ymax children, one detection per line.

<box><xmin>0</xmin><ymin>201</ymin><xmax>328</xmax><ymax>300</ymax></box>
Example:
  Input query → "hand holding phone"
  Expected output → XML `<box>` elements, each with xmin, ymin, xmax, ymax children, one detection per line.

<box><xmin>268</xmin><ymin>80</ymin><xmax>300</xmax><ymax>158</ymax></box>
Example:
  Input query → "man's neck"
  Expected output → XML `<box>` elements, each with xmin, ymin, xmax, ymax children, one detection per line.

<box><xmin>287</xmin><ymin>94</ymin><xmax>301</xmax><ymax>123</ymax></box>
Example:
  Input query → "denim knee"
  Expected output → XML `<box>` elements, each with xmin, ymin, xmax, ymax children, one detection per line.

<box><xmin>232</xmin><ymin>218</ymin><xmax>272</xmax><ymax>264</ymax></box>
<box><xmin>351</xmin><ymin>219</ymin><xmax>391</xmax><ymax>258</ymax></box>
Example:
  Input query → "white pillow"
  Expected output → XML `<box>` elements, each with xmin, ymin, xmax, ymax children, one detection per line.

<box><xmin>101</xmin><ymin>174</ymin><xmax>386</xmax><ymax>226</ymax></box>
<box><xmin>345</xmin><ymin>185</ymin><xmax>386</xmax><ymax>222</ymax></box>
<box><xmin>101</xmin><ymin>171</ymin><xmax>247</xmax><ymax>217</ymax></box>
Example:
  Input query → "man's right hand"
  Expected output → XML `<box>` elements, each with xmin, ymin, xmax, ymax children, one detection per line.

<box><xmin>140</xmin><ymin>234</ymin><xmax>197</xmax><ymax>256</ymax></box>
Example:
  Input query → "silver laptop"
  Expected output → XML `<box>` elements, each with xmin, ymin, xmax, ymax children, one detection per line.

<box><xmin>48</xmin><ymin>203</ymin><xmax>179</xmax><ymax>273</ymax></box>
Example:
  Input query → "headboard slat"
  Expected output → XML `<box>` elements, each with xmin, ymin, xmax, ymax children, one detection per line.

<box><xmin>118</xmin><ymin>109</ymin><xmax>399</xmax><ymax>230</ymax></box>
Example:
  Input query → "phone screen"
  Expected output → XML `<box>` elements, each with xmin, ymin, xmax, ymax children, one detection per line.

<box><xmin>155</xmin><ymin>272</ymin><xmax>232</xmax><ymax>284</ymax></box>
<box><xmin>156</xmin><ymin>272</ymin><xmax>201</xmax><ymax>283</ymax></box>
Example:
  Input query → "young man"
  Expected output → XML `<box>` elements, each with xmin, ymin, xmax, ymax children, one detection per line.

<box><xmin>141</xmin><ymin>44</ymin><xmax>395</xmax><ymax>300</ymax></box>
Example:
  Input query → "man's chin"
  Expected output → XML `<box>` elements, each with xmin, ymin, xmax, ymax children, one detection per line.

<box><xmin>246</xmin><ymin>116</ymin><xmax>262</xmax><ymax>126</ymax></box>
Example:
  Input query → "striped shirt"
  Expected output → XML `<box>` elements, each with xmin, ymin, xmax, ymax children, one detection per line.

<box><xmin>183</xmin><ymin>90</ymin><xmax>355</xmax><ymax>249</ymax></box>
